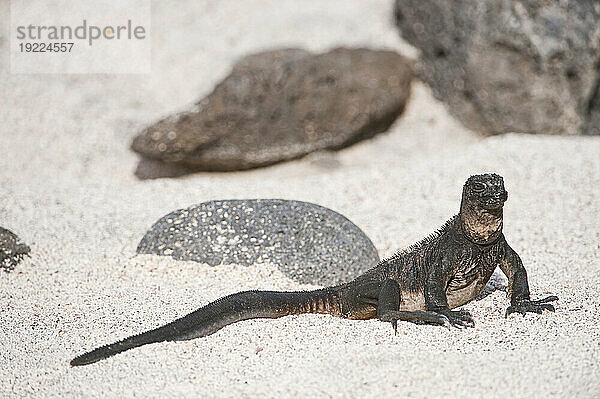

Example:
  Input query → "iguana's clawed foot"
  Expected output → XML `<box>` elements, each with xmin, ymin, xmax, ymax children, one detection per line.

<box><xmin>379</xmin><ymin>310</ymin><xmax>451</xmax><ymax>334</ymax></box>
<box><xmin>431</xmin><ymin>308</ymin><xmax>475</xmax><ymax>329</ymax></box>
<box><xmin>505</xmin><ymin>295</ymin><xmax>558</xmax><ymax>318</ymax></box>
<box><xmin>408</xmin><ymin>311</ymin><xmax>451</xmax><ymax>329</ymax></box>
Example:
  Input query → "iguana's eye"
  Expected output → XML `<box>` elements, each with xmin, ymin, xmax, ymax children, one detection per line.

<box><xmin>472</xmin><ymin>182</ymin><xmax>485</xmax><ymax>192</ymax></box>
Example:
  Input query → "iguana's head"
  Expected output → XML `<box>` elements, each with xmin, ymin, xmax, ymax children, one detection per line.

<box><xmin>460</xmin><ymin>173</ymin><xmax>508</xmax><ymax>244</ymax></box>
<box><xmin>462</xmin><ymin>173</ymin><xmax>508</xmax><ymax>211</ymax></box>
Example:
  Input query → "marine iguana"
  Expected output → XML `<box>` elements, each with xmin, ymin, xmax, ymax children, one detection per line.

<box><xmin>71</xmin><ymin>173</ymin><xmax>557</xmax><ymax>366</ymax></box>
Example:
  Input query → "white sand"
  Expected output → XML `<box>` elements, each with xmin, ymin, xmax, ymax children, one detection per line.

<box><xmin>1</xmin><ymin>1</ymin><xmax>599</xmax><ymax>397</ymax></box>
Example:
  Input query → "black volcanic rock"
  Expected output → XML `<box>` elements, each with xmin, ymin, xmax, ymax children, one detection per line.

<box><xmin>1</xmin><ymin>227</ymin><xmax>30</xmax><ymax>272</ymax></box>
<box><xmin>395</xmin><ymin>0</ymin><xmax>600</xmax><ymax>135</ymax></box>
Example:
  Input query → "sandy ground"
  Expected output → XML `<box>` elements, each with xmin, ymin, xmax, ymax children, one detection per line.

<box><xmin>1</xmin><ymin>1</ymin><xmax>600</xmax><ymax>398</ymax></box>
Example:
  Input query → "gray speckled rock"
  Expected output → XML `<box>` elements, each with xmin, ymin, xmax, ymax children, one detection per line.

<box><xmin>137</xmin><ymin>200</ymin><xmax>379</xmax><ymax>285</ymax></box>
<box><xmin>131</xmin><ymin>47</ymin><xmax>412</xmax><ymax>172</ymax></box>
<box><xmin>1</xmin><ymin>227</ymin><xmax>30</xmax><ymax>272</ymax></box>
<box><xmin>395</xmin><ymin>0</ymin><xmax>600</xmax><ymax>135</ymax></box>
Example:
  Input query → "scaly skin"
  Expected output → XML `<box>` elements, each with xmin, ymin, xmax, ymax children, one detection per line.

<box><xmin>70</xmin><ymin>173</ymin><xmax>557</xmax><ymax>366</ymax></box>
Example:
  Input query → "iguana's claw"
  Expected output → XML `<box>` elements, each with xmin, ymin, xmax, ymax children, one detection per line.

<box><xmin>432</xmin><ymin>309</ymin><xmax>475</xmax><ymax>329</ymax></box>
<box><xmin>448</xmin><ymin>310</ymin><xmax>475</xmax><ymax>329</ymax></box>
<box><xmin>440</xmin><ymin>314</ymin><xmax>451</xmax><ymax>330</ymax></box>
<box><xmin>505</xmin><ymin>295</ymin><xmax>558</xmax><ymax>318</ymax></box>
<box><xmin>419</xmin><ymin>311</ymin><xmax>451</xmax><ymax>330</ymax></box>
<box><xmin>533</xmin><ymin>295</ymin><xmax>559</xmax><ymax>304</ymax></box>
<box><xmin>391</xmin><ymin>319</ymin><xmax>398</xmax><ymax>335</ymax></box>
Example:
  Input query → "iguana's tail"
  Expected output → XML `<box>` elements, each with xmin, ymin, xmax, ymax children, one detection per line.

<box><xmin>70</xmin><ymin>288</ymin><xmax>341</xmax><ymax>366</ymax></box>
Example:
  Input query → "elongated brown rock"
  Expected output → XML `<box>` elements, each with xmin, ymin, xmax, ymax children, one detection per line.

<box><xmin>132</xmin><ymin>48</ymin><xmax>412</xmax><ymax>172</ymax></box>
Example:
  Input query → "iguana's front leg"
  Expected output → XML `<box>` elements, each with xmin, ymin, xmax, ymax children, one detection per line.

<box><xmin>375</xmin><ymin>279</ymin><xmax>450</xmax><ymax>333</ymax></box>
<box><xmin>424</xmin><ymin>256</ymin><xmax>475</xmax><ymax>328</ymax></box>
<box><xmin>500</xmin><ymin>242</ymin><xmax>558</xmax><ymax>318</ymax></box>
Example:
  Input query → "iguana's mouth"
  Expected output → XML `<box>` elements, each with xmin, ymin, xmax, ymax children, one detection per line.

<box><xmin>482</xmin><ymin>191</ymin><xmax>508</xmax><ymax>210</ymax></box>
<box><xmin>482</xmin><ymin>197</ymin><xmax>505</xmax><ymax>210</ymax></box>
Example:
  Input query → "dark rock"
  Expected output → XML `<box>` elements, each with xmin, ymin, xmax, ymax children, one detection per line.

<box><xmin>136</xmin><ymin>199</ymin><xmax>379</xmax><ymax>285</ymax></box>
<box><xmin>395</xmin><ymin>0</ymin><xmax>600</xmax><ymax>135</ymax></box>
<box><xmin>132</xmin><ymin>48</ymin><xmax>412</xmax><ymax>172</ymax></box>
<box><xmin>1</xmin><ymin>227</ymin><xmax>30</xmax><ymax>272</ymax></box>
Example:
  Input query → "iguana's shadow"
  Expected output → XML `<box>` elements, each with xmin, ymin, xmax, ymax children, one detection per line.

<box><xmin>475</xmin><ymin>269</ymin><xmax>507</xmax><ymax>301</ymax></box>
